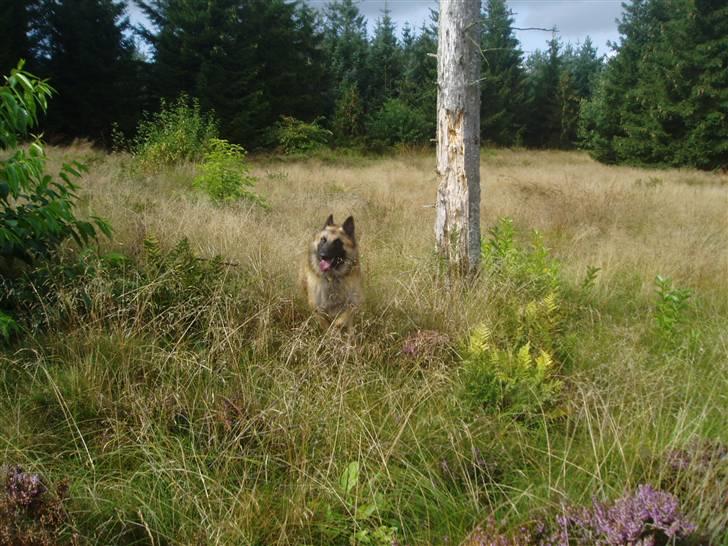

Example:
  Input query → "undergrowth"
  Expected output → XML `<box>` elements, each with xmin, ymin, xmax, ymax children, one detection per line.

<box><xmin>0</xmin><ymin>151</ymin><xmax>726</xmax><ymax>545</ymax></box>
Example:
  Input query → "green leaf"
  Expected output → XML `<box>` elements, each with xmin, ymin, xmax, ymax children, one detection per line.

<box><xmin>339</xmin><ymin>461</ymin><xmax>359</xmax><ymax>495</ymax></box>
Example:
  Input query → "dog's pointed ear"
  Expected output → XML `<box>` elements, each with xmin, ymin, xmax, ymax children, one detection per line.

<box><xmin>342</xmin><ymin>216</ymin><xmax>355</xmax><ymax>238</ymax></box>
<box><xmin>323</xmin><ymin>214</ymin><xmax>334</xmax><ymax>229</ymax></box>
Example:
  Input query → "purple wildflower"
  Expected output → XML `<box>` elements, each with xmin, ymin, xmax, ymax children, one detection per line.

<box><xmin>5</xmin><ymin>465</ymin><xmax>47</xmax><ymax>508</ymax></box>
<box><xmin>551</xmin><ymin>485</ymin><xmax>696</xmax><ymax>545</ymax></box>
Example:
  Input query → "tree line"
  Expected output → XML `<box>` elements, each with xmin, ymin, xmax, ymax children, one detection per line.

<box><xmin>2</xmin><ymin>0</ymin><xmax>725</xmax><ymax>169</ymax></box>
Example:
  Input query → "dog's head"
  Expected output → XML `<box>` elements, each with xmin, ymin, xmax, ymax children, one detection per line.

<box><xmin>310</xmin><ymin>214</ymin><xmax>358</xmax><ymax>277</ymax></box>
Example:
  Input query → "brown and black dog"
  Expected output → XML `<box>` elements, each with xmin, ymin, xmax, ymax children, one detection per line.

<box><xmin>300</xmin><ymin>214</ymin><xmax>362</xmax><ymax>332</ymax></box>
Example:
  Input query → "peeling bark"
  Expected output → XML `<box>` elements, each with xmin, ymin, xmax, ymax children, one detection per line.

<box><xmin>435</xmin><ymin>0</ymin><xmax>481</xmax><ymax>275</ymax></box>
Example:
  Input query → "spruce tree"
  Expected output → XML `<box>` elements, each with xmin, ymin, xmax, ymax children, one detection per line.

<box><xmin>480</xmin><ymin>0</ymin><xmax>527</xmax><ymax>146</ymax></box>
<box><xmin>32</xmin><ymin>0</ymin><xmax>138</xmax><ymax>142</ymax></box>
<box><xmin>367</xmin><ymin>7</ymin><xmax>403</xmax><ymax>110</ymax></box>
<box><xmin>580</xmin><ymin>0</ymin><xmax>727</xmax><ymax>169</ymax></box>
<box><xmin>0</xmin><ymin>0</ymin><xmax>33</xmax><ymax>73</ymax></box>
<box><xmin>525</xmin><ymin>36</ymin><xmax>564</xmax><ymax>148</ymax></box>
<box><xmin>322</xmin><ymin>0</ymin><xmax>369</xmax><ymax>139</ymax></box>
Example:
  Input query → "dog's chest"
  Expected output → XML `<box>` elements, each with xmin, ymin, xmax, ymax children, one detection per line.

<box><xmin>313</xmin><ymin>276</ymin><xmax>347</xmax><ymax>311</ymax></box>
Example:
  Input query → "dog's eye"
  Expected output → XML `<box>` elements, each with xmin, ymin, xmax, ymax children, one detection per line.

<box><xmin>320</xmin><ymin>237</ymin><xmax>327</xmax><ymax>243</ymax></box>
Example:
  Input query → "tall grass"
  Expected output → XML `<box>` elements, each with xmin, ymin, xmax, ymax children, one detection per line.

<box><xmin>1</xmin><ymin>145</ymin><xmax>726</xmax><ymax>544</ymax></box>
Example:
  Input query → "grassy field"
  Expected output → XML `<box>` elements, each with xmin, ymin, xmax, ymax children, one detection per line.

<box><xmin>1</xmin><ymin>145</ymin><xmax>727</xmax><ymax>545</ymax></box>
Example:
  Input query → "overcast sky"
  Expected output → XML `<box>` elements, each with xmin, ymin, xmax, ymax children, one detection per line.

<box><xmin>309</xmin><ymin>0</ymin><xmax>625</xmax><ymax>55</ymax></box>
<box><xmin>128</xmin><ymin>0</ymin><xmax>625</xmax><ymax>57</ymax></box>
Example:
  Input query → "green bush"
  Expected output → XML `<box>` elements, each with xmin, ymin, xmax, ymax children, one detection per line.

<box><xmin>272</xmin><ymin>116</ymin><xmax>332</xmax><ymax>154</ymax></box>
<box><xmin>1</xmin><ymin>62</ymin><xmax>110</xmax><ymax>338</ymax></box>
<box><xmin>130</xmin><ymin>95</ymin><xmax>217</xmax><ymax>171</ymax></box>
<box><xmin>366</xmin><ymin>99</ymin><xmax>432</xmax><ymax>148</ymax></box>
<box><xmin>193</xmin><ymin>138</ymin><xmax>265</xmax><ymax>206</ymax></box>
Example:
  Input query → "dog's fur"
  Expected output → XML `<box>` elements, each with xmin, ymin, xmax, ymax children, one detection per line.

<box><xmin>300</xmin><ymin>214</ymin><xmax>362</xmax><ymax>332</ymax></box>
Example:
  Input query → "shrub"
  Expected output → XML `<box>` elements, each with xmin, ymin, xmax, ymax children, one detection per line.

<box><xmin>459</xmin><ymin>218</ymin><xmax>567</xmax><ymax>419</ymax></box>
<box><xmin>130</xmin><ymin>94</ymin><xmax>217</xmax><ymax>171</ymax></box>
<box><xmin>272</xmin><ymin>116</ymin><xmax>332</xmax><ymax>154</ymax></box>
<box><xmin>366</xmin><ymin>98</ymin><xmax>431</xmax><ymax>148</ymax></box>
<box><xmin>1</xmin><ymin>62</ymin><xmax>110</xmax><ymax>339</ymax></box>
<box><xmin>547</xmin><ymin>485</ymin><xmax>696</xmax><ymax>545</ymax></box>
<box><xmin>2</xmin><ymin>237</ymin><xmax>233</xmax><ymax>342</ymax></box>
<box><xmin>193</xmin><ymin>138</ymin><xmax>264</xmax><ymax>206</ymax></box>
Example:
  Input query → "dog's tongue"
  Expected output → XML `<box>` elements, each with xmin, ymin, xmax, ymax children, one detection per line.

<box><xmin>319</xmin><ymin>258</ymin><xmax>332</xmax><ymax>272</ymax></box>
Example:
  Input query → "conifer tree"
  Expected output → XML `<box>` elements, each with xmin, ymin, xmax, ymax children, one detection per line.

<box><xmin>480</xmin><ymin>0</ymin><xmax>527</xmax><ymax>146</ymax></box>
<box><xmin>0</xmin><ymin>0</ymin><xmax>33</xmax><ymax>74</ymax></box>
<box><xmin>367</xmin><ymin>7</ymin><xmax>403</xmax><ymax>109</ymax></box>
<box><xmin>322</xmin><ymin>0</ymin><xmax>369</xmax><ymax>139</ymax></box>
<box><xmin>32</xmin><ymin>0</ymin><xmax>138</xmax><ymax>142</ymax></box>
<box><xmin>580</xmin><ymin>0</ymin><xmax>726</xmax><ymax>169</ymax></box>
<box><xmin>525</xmin><ymin>36</ymin><xmax>564</xmax><ymax>148</ymax></box>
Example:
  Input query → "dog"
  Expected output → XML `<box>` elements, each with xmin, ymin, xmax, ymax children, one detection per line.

<box><xmin>300</xmin><ymin>214</ymin><xmax>362</xmax><ymax>332</ymax></box>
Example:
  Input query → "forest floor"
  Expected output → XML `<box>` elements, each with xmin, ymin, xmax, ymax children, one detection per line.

<box><xmin>1</xmin><ymin>146</ymin><xmax>727</xmax><ymax>545</ymax></box>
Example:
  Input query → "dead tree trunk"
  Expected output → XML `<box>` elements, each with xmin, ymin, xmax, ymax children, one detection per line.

<box><xmin>435</xmin><ymin>0</ymin><xmax>481</xmax><ymax>275</ymax></box>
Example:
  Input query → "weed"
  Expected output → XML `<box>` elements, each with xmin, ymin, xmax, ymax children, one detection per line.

<box><xmin>193</xmin><ymin>138</ymin><xmax>265</xmax><ymax>206</ymax></box>
<box><xmin>654</xmin><ymin>275</ymin><xmax>691</xmax><ymax>340</ymax></box>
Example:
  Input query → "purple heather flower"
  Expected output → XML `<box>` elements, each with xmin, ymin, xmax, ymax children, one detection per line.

<box><xmin>5</xmin><ymin>465</ymin><xmax>47</xmax><ymax>507</ymax></box>
<box><xmin>550</xmin><ymin>484</ymin><xmax>696</xmax><ymax>545</ymax></box>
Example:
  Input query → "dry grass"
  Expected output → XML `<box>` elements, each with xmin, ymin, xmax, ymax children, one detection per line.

<box><xmin>2</xmin><ymin>144</ymin><xmax>725</xmax><ymax>545</ymax></box>
<box><xmin>69</xmin><ymin>145</ymin><xmax>727</xmax><ymax>298</ymax></box>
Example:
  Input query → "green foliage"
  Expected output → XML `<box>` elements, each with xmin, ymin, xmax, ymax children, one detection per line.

<box><xmin>460</xmin><ymin>325</ymin><xmax>563</xmax><ymax>418</ymax></box>
<box><xmin>0</xmin><ymin>62</ymin><xmax>110</xmax><ymax>266</ymax></box>
<box><xmin>130</xmin><ymin>95</ymin><xmax>217</xmax><ymax>171</ymax></box>
<box><xmin>0</xmin><ymin>310</ymin><xmax>17</xmax><ymax>340</ymax></box>
<box><xmin>272</xmin><ymin>116</ymin><xmax>332</xmax><ymax>154</ymax></box>
<box><xmin>331</xmin><ymin>461</ymin><xmax>397</xmax><ymax>546</ymax></box>
<box><xmin>580</xmin><ymin>0</ymin><xmax>728</xmax><ymax>170</ymax></box>
<box><xmin>654</xmin><ymin>275</ymin><xmax>692</xmax><ymax>339</ymax></box>
<box><xmin>4</xmin><ymin>237</ymin><xmax>230</xmax><ymax>342</ymax></box>
<box><xmin>193</xmin><ymin>138</ymin><xmax>264</xmax><ymax>206</ymax></box>
<box><xmin>480</xmin><ymin>0</ymin><xmax>527</xmax><ymax>146</ymax></box>
<box><xmin>333</xmin><ymin>84</ymin><xmax>365</xmax><ymax>144</ymax></box>
<box><xmin>139</xmin><ymin>0</ymin><xmax>326</xmax><ymax>146</ymax></box>
<box><xmin>366</xmin><ymin>98</ymin><xmax>431</xmax><ymax>148</ymax></box>
<box><xmin>460</xmin><ymin>218</ymin><xmax>566</xmax><ymax>419</ymax></box>
<box><xmin>365</xmin><ymin>9</ymin><xmax>403</xmax><ymax>110</ymax></box>
<box><xmin>30</xmin><ymin>0</ymin><xmax>140</xmax><ymax>142</ymax></box>
<box><xmin>139</xmin><ymin>237</ymin><xmax>228</xmax><ymax>337</ymax></box>
<box><xmin>481</xmin><ymin>217</ymin><xmax>560</xmax><ymax>299</ymax></box>
<box><xmin>580</xmin><ymin>265</ymin><xmax>601</xmax><ymax>293</ymax></box>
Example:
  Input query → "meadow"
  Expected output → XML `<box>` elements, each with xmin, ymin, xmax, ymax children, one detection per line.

<box><xmin>1</xmin><ymin>145</ymin><xmax>727</xmax><ymax>545</ymax></box>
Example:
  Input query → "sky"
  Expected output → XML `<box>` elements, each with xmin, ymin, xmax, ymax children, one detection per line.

<box><xmin>128</xmin><ymin>0</ymin><xmax>626</xmax><ymax>57</ymax></box>
<box><xmin>310</xmin><ymin>0</ymin><xmax>626</xmax><ymax>55</ymax></box>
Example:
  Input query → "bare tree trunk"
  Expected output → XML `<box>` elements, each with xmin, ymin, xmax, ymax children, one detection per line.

<box><xmin>435</xmin><ymin>0</ymin><xmax>481</xmax><ymax>275</ymax></box>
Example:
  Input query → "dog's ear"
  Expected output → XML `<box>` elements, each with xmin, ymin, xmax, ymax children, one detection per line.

<box><xmin>323</xmin><ymin>214</ymin><xmax>334</xmax><ymax>229</ymax></box>
<box><xmin>342</xmin><ymin>216</ymin><xmax>355</xmax><ymax>238</ymax></box>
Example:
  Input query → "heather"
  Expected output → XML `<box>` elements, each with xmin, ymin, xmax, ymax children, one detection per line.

<box><xmin>1</xmin><ymin>146</ymin><xmax>726</xmax><ymax>544</ymax></box>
